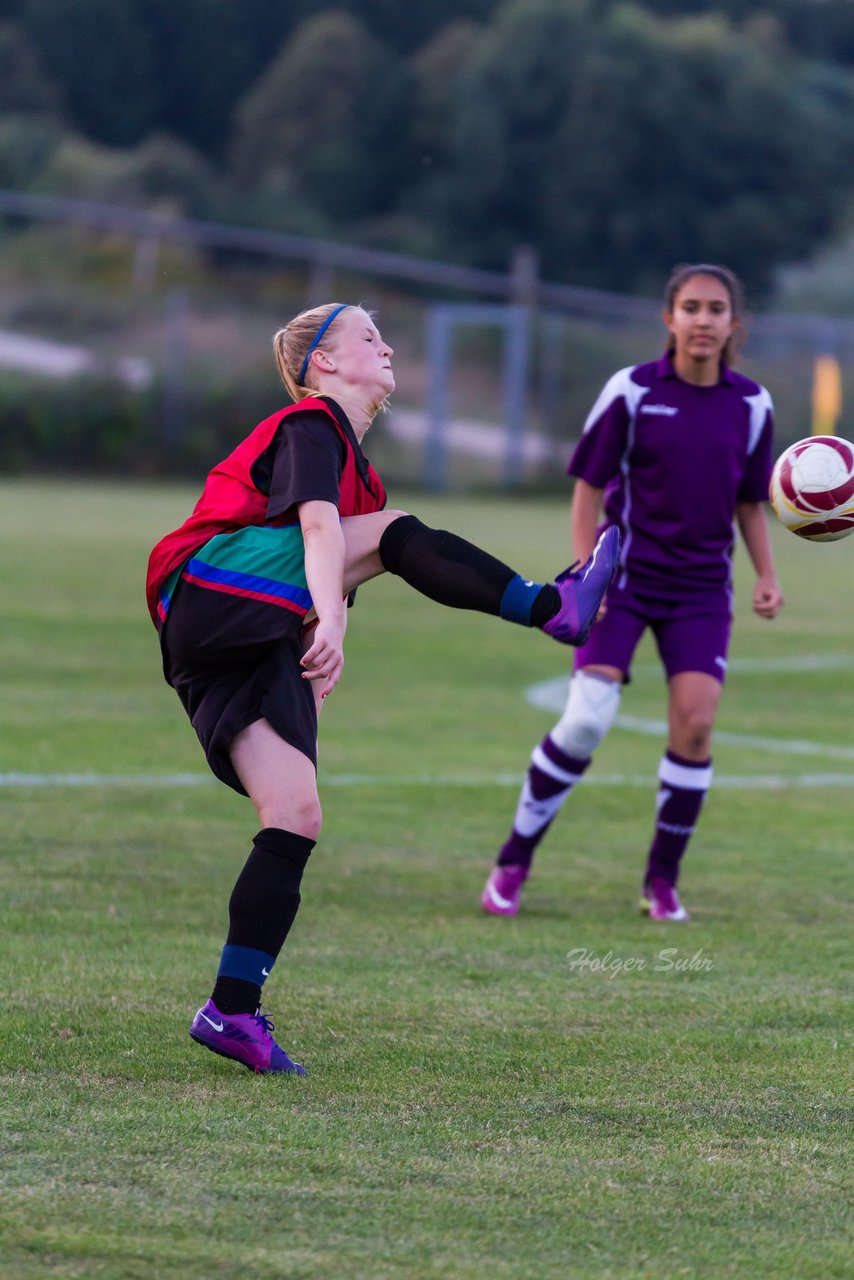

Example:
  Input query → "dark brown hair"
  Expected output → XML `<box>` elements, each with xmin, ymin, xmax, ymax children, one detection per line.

<box><xmin>663</xmin><ymin>263</ymin><xmax>747</xmax><ymax>364</ymax></box>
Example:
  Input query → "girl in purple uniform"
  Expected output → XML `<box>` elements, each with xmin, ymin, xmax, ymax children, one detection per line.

<box><xmin>483</xmin><ymin>264</ymin><xmax>784</xmax><ymax>921</ymax></box>
<box><xmin>148</xmin><ymin>302</ymin><xmax>619</xmax><ymax>1074</ymax></box>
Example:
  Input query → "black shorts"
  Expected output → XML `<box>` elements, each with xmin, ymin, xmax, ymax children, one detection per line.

<box><xmin>161</xmin><ymin>576</ymin><xmax>317</xmax><ymax>796</ymax></box>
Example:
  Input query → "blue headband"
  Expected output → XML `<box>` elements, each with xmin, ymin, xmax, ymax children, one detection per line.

<box><xmin>298</xmin><ymin>304</ymin><xmax>350</xmax><ymax>384</ymax></box>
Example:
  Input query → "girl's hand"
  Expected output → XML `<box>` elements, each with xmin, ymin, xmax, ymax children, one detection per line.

<box><xmin>300</xmin><ymin>616</ymin><xmax>345</xmax><ymax>696</ymax></box>
<box><xmin>753</xmin><ymin>574</ymin><xmax>784</xmax><ymax>619</ymax></box>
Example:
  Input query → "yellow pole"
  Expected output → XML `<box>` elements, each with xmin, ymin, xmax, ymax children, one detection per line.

<box><xmin>811</xmin><ymin>354</ymin><xmax>842</xmax><ymax>435</ymax></box>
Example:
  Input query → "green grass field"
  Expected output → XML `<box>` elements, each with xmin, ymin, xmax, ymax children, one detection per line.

<box><xmin>1</xmin><ymin>479</ymin><xmax>851</xmax><ymax>1280</ymax></box>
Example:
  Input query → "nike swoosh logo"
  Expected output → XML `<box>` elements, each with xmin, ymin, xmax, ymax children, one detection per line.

<box><xmin>199</xmin><ymin>1012</ymin><xmax>224</xmax><ymax>1032</ymax></box>
<box><xmin>487</xmin><ymin>885</ymin><xmax>514</xmax><ymax>910</ymax></box>
<box><xmin>261</xmin><ymin>967</ymin><xmax>270</xmax><ymax>977</ymax></box>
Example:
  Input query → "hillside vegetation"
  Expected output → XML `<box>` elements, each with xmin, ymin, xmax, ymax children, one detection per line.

<box><xmin>4</xmin><ymin>0</ymin><xmax>854</xmax><ymax>296</ymax></box>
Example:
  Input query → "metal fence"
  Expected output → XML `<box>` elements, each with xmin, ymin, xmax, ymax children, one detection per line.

<box><xmin>1</xmin><ymin>188</ymin><xmax>851</xmax><ymax>486</ymax></box>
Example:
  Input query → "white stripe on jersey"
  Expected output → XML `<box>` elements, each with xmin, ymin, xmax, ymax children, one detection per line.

<box><xmin>580</xmin><ymin>366</ymin><xmax>650</xmax><ymax>587</ymax></box>
<box><xmin>617</xmin><ymin>406</ymin><xmax>636</xmax><ymax>586</ymax></box>
<box><xmin>580</xmin><ymin>366</ymin><xmax>650</xmax><ymax>435</ymax></box>
<box><xmin>744</xmin><ymin>386</ymin><xmax>774</xmax><ymax>456</ymax></box>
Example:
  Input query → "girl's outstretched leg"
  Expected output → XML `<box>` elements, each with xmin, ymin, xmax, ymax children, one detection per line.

<box><xmin>373</xmin><ymin>516</ymin><xmax>619</xmax><ymax>645</ymax></box>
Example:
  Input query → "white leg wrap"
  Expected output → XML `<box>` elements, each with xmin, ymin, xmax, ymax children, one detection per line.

<box><xmin>512</xmin><ymin>775</ymin><xmax>570</xmax><ymax>837</ymax></box>
<box><xmin>550</xmin><ymin>670</ymin><xmax>621</xmax><ymax>759</ymax></box>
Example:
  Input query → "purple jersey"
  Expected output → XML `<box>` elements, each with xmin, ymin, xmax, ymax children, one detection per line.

<box><xmin>568</xmin><ymin>354</ymin><xmax>774</xmax><ymax>599</ymax></box>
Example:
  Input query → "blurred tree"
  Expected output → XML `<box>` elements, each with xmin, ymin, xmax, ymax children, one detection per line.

<box><xmin>326</xmin><ymin>0</ymin><xmax>497</xmax><ymax>54</ymax></box>
<box><xmin>772</xmin><ymin>0</ymin><xmax>854</xmax><ymax>65</ymax></box>
<box><xmin>629</xmin><ymin>0</ymin><xmax>854</xmax><ymax>67</ymax></box>
<box><xmin>134</xmin><ymin>0</ymin><xmax>284</xmax><ymax>158</ymax></box>
<box><xmin>362</xmin><ymin>20</ymin><xmax>484</xmax><ymax>257</ymax></box>
<box><xmin>16</xmin><ymin>0</ymin><xmax>298</xmax><ymax>155</ymax></box>
<box><xmin>429</xmin><ymin>1</ymin><xmax>591</xmax><ymax>266</ymax></box>
<box><xmin>6</xmin><ymin>0</ymin><xmax>854</xmax><ymax>298</ymax></box>
<box><xmin>34</xmin><ymin>131</ymin><xmax>215</xmax><ymax>216</ymax></box>
<box><xmin>0</xmin><ymin>114</ymin><xmax>62</xmax><ymax>187</ymax></box>
<box><xmin>14</xmin><ymin>0</ymin><xmax>501</xmax><ymax>156</ymax></box>
<box><xmin>20</xmin><ymin>0</ymin><xmax>158</xmax><ymax>144</ymax></box>
<box><xmin>229</xmin><ymin>11</ymin><xmax>412</xmax><ymax>225</ymax></box>
<box><xmin>409</xmin><ymin>21</ymin><xmax>482</xmax><ymax>164</ymax></box>
<box><xmin>0</xmin><ymin>20</ymin><xmax>62</xmax><ymax>113</ymax></box>
<box><xmin>441</xmin><ymin>0</ymin><xmax>854</xmax><ymax>295</ymax></box>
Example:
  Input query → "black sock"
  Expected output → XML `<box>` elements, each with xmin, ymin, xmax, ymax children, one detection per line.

<box><xmin>530</xmin><ymin>584</ymin><xmax>560</xmax><ymax>627</ymax></box>
<box><xmin>211</xmin><ymin>827</ymin><xmax>315</xmax><ymax>1015</ymax></box>
<box><xmin>379</xmin><ymin>514</ymin><xmax>557</xmax><ymax>623</ymax></box>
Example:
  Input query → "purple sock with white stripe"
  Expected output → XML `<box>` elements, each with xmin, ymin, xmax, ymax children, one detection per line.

<box><xmin>498</xmin><ymin>733</ymin><xmax>591</xmax><ymax>870</ymax></box>
<box><xmin>644</xmin><ymin>750</ymin><xmax>712</xmax><ymax>887</ymax></box>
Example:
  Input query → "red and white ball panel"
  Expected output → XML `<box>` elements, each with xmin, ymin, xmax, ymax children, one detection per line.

<box><xmin>769</xmin><ymin>435</ymin><xmax>854</xmax><ymax>542</ymax></box>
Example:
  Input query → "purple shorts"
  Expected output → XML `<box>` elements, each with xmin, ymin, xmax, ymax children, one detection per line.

<box><xmin>574</xmin><ymin>582</ymin><xmax>733</xmax><ymax>684</ymax></box>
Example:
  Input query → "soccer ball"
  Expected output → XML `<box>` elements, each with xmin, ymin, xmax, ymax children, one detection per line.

<box><xmin>769</xmin><ymin>435</ymin><xmax>854</xmax><ymax>542</ymax></box>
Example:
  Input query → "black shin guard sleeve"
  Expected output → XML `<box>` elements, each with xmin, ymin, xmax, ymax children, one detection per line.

<box><xmin>378</xmin><ymin>514</ymin><xmax>516</xmax><ymax>615</ymax></box>
<box><xmin>226</xmin><ymin>827</ymin><xmax>315</xmax><ymax>957</ymax></box>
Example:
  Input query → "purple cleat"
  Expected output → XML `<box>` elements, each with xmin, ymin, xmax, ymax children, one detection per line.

<box><xmin>189</xmin><ymin>999</ymin><xmax>306</xmax><ymax>1074</ymax></box>
<box><xmin>481</xmin><ymin>864</ymin><xmax>528</xmax><ymax>916</ymax></box>
<box><xmin>640</xmin><ymin>878</ymin><xmax>690</xmax><ymax>922</ymax></box>
<box><xmin>542</xmin><ymin>525</ymin><xmax>621</xmax><ymax>647</ymax></box>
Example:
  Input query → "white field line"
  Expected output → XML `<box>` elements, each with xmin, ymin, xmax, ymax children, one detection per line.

<box><xmin>3</xmin><ymin>654</ymin><xmax>853</xmax><ymax>790</ymax></box>
<box><xmin>3</xmin><ymin>770</ymin><xmax>854</xmax><ymax>789</ymax></box>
